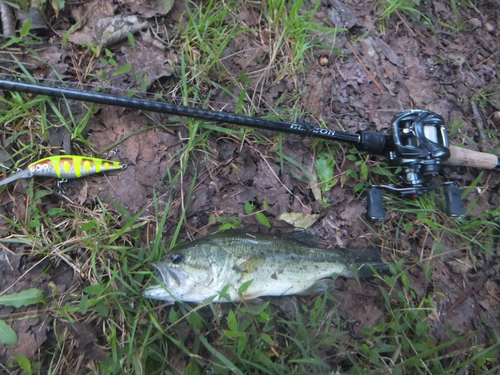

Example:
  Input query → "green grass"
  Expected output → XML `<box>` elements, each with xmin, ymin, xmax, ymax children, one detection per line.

<box><xmin>1</xmin><ymin>0</ymin><xmax>500</xmax><ymax>374</ymax></box>
<box><xmin>375</xmin><ymin>0</ymin><xmax>483</xmax><ymax>32</ymax></box>
<box><xmin>375</xmin><ymin>0</ymin><xmax>433</xmax><ymax>32</ymax></box>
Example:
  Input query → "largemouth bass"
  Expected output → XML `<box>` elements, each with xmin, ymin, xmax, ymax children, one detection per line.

<box><xmin>143</xmin><ymin>232</ymin><xmax>386</xmax><ymax>303</ymax></box>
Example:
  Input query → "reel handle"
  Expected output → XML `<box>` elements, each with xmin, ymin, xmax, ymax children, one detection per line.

<box><xmin>367</xmin><ymin>183</ymin><xmax>467</xmax><ymax>220</ymax></box>
<box><xmin>366</xmin><ymin>187</ymin><xmax>386</xmax><ymax>221</ymax></box>
<box><xmin>444</xmin><ymin>145</ymin><xmax>499</xmax><ymax>169</ymax></box>
<box><xmin>443</xmin><ymin>183</ymin><xmax>467</xmax><ymax>218</ymax></box>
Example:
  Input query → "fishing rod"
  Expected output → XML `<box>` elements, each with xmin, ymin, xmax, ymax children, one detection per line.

<box><xmin>0</xmin><ymin>78</ymin><xmax>498</xmax><ymax>219</ymax></box>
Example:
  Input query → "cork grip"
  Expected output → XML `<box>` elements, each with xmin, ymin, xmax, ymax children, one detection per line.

<box><xmin>444</xmin><ymin>145</ymin><xmax>499</xmax><ymax>169</ymax></box>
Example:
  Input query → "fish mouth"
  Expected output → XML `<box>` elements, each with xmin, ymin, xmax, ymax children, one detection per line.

<box><xmin>142</xmin><ymin>264</ymin><xmax>187</xmax><ymax>301</ymax></box>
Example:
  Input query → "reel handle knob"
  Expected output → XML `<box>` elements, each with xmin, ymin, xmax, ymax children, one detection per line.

<box><xmin>366</xmin><ymin>187</ymin><xmax>386</xmax><ymax>221</ymax></box>
<box><xmin>443</xmin><ymin>183</ymin><xmax>467</xmax><ymax>218</ymax></box>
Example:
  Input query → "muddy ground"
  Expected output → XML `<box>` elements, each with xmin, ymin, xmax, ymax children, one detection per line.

<box><xmin>1</xmin><ymin>0</ymin><xmax>500</xmax><ymax>372</ymax></box>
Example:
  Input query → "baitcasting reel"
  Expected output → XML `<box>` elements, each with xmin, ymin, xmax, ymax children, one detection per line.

<box><xmin>367</xmin><ymin>110</ymin><xmax>466</xmax><ymax>220</ymax></box>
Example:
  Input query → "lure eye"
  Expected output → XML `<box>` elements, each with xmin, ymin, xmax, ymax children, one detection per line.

<box><xmin>170</xmin><ymin>252</ymin><xmax>184</xmax><ymax>265</ymax></box>
<box><xmin>35</xmin><ymin>165</ymin><xmax>41</xmax><ymax>170</ymax></box>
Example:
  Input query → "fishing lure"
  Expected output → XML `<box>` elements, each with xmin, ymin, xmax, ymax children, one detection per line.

<box><xmin>0</xmin><ymin>155</ymin><xmax>126</xmax><ymax>186</ymax></box>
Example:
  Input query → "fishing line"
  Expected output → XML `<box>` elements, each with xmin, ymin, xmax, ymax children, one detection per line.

<box><xmin>0</xmin><ymin>78</ymin><xmax>373</xmax><ymax>147</ymax></box>
<box><xmin>0</xmin><ymin>73</ymin><xmax>354</xmax><ymax>123</ymax></box>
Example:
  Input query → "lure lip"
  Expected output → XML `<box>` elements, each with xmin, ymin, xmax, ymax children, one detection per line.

<box><xmin>0</xmin><ymin>168</ymin><xmax>34</xmax><ymax>186</ymax></box>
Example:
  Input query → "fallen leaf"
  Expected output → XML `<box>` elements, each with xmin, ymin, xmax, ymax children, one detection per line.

<box><xmin>364</xmin><ymin>37</ymin><xmax>404</xmax><ymax>68</ymax></box>
<box><xmin>339</xmin><ymin>201</ymin><xmax>365</xmax><ymax>221</ymax></box>
<box><xmin>278</xmin><ymin>212</ymin><xmax>320</xmax><ymax>229</ymax></box>
<box><xmin>70</xmin><ymin>0</ymin><xmax>114</xmax><ymax>29</ymax></box>
<box><xmin>122</xmin><ymin>34</ymin><xmax>174</xmax><ymax>88</ymax></box>
<box><xmin>67</xmin><ymin>27</ymin><xmax>94</xmax><ymax>45</ymax></box>
<box><xmin>307</xmin><ymin>165</ymin><xmax>322</xmax><ymax>201</ymax></box>
<box><xmin>327</xmin><ymin>0</ymin><xmax>358</xmax><ymax>29</ymax></box>
<box><xmin>239</xmin><ymin>7</ymin><xmax>260</xmax><ymax>26</ymax></box>
<box><xmin>119</xmin><ymin>0</ymin><xmax>174</xmax><ymax>18</ymax></box>
<box><xmin>18</xmin><ymin>7</ymin><xmax>48</xmax><ymax>35</ymax></box>
<box><xmin>92</xmin><ymin>15</ymin><xmax>149</xmax><ymax>46</ymax></box>
<box><xmin>77</xmin><ymin>180</ymin><xmax>89</xmax><ymax>205</ymax></box>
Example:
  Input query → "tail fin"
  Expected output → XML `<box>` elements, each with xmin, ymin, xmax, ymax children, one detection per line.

<box><xmin>345</xmin><ymin>247</ymin><xmax>388</xmax><ymax>279</ymax></box>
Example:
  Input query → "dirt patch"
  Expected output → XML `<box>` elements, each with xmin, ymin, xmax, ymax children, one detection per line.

<box><xmin>0</xmin><ymin>252</ymin><xmax>76</xmax><ymax>364</ymax></box>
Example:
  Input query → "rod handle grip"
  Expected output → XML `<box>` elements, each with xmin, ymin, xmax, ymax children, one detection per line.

<box><xmin>444</xmin><ymin>145</ymin><xmax>498</xmax><ymax>169</ymax></box>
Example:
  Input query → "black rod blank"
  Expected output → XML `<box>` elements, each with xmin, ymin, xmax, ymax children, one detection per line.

<box><xmin>0</xmin><ymin>79</ymin><xmax>362</xmax><ymax>145</ymax></box>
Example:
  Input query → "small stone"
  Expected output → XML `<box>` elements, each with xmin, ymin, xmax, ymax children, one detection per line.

<box><xmin>492</xmin><ymin>111</ymin><xmax>500</xmax><ymax>123</ymax></box>
<box><xmin>468</xmin><ymin>18</ymin><xmax>482</xmax><ymax>30</ymax></box>
<box><xmin>485</xmin><ymin>23</ymin><xmax>495</xmax><ymax>33</ymax></box>
<box><xmin>318</xmin><ymin>55</ymin><xmax>328</xmax><ymax>67</ymax></box>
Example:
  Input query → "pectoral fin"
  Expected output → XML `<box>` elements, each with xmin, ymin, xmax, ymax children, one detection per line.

<box><xmin>236</xmin><ymin>256</ymin><xmax>263</xmax><ymax>281</ymax></box>
<box><xmin>240</xmin><ymin>295</ymin><xmax>265</xmax><ymax>304</ymax></box>
<box><xmin>284</xmin><ymin>231</ymin><xmax>319</xmax><ymax>247</ymax></box>
<box><xmin>297</xmin><ymin>279</ymin><xmax>336</xmax><ymax>296</ymax></box>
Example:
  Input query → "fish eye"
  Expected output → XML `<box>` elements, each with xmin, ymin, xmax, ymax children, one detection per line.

<box><xmin>36</xmin><ymin>165</ymin><xmax>41</xmax><ymax>170</ymax></box>
<box><xmin>171</xmin><ymin>252</ymin><xmax>184</xmax><ymax>265</ymax></box>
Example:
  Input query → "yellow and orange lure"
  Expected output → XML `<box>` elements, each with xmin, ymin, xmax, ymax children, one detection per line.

<box><xmin>0</xmin><ymin>155</ymin><xmax>126</xmax><ymax>186</ymax></box>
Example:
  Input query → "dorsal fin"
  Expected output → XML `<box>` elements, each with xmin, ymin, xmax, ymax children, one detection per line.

<box><xmin>283</xmin><ymin>231</ymin><xmax>318</xmax><ymax>247</ymax></box>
